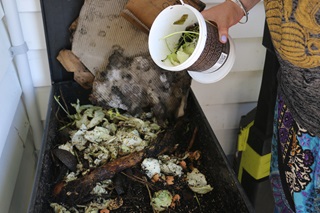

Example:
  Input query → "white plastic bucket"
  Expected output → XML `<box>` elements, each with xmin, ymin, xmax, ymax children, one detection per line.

<box><xmin>148</xmin><ymin>4</ymin><xmax>235</xmax><ymax>84</ymax></box>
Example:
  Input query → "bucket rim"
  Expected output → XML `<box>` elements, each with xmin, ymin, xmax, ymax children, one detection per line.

<box><xmin>148</xmin><ymin>4</ymin><xmax>207</xmax><ymax>71</ymax></box>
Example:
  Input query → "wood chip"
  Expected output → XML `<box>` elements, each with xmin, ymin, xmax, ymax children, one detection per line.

<box><xmin>57</xmin><ymin>49</ymin><xmax>94</xmax><ymax>89</ymax></box>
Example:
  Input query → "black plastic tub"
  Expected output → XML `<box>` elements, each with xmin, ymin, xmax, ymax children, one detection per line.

<box><xmin>28</xmin><ymin>0</ymin><xmax>254</xmax><ymax>212</ymax></box>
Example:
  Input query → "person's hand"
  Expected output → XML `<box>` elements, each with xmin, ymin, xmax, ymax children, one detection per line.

<box><xmin>201</xmin><ymin>1</ymin><xmax>244</xmax><ymax>43</ymax></box>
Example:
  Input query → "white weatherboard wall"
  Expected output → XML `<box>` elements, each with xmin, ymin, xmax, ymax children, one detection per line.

<box><xmin>192</xmin><ymin>0</ymin><xmax>265</xmax><ymax>155</ymax></box>
<box><xmin>0</xmin><ymin>1</ymin><xmax>37</xmax><ymax>213</ymax></box>
<box><xmin>1</xmin><ymin>0</ymin><xmax>266</xmax><ymax>212</ymax></box>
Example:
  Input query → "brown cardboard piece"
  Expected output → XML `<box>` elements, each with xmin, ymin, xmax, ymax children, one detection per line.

<box><xmin>57</xmin><ymin>49</ymin><xmax>94</xmax><ymax>89</ymax></box>
<box><xmin>71</xmin><ymin>0</ymin><xmax>150</xmax><ymax>75</ymax></box>
<box><xmin>121</xmin><ymin>0</ymin><xmax>206</xmax><ymax>33</ymax></box>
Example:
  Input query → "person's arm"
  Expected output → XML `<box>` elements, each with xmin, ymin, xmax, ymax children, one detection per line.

<box><xmin>201</xmin><ymin>0</ymin><xmax>261</xmax><ymax>43</ymax></box>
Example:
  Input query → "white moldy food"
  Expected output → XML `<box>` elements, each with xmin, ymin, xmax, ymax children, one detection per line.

<box><xmin>141</xmin><ymin>158</ymin><xmax>161</xmax><ymax>179</ymax></box>
<box><xmin>158</xmin><ymin>155</ymin><xmax>183</xmax><ymax>177</ymax></box>
<box><xmin>141</xmin><ymin>155</ymin><xmax>184</xmax><ymax>179</ymax></box>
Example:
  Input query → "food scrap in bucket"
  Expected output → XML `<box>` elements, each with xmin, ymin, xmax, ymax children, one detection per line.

<box><xmin>162</xmin><ymin>17</ymin><xmax>199</xmax><ymax>66</ymax></box>
<box><xmin>173</xmin><ymin>14</ymin><xmax>189</xmax><ymax>25</ymax></box>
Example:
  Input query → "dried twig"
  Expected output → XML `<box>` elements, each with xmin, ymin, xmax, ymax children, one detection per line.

<box><xmin>121</xmin><ymin>172</ymin><xmax>155</xmax><ymax>189</ymax></box>
<box><xmin>143</xmin><ymin>176</ymin><xmax>156</xmax><ymax>213</ymax></box>
<box><xmin>187</xmin><ymin>127</ymin><xmax>198</xmax><ymax>152</ymax></box>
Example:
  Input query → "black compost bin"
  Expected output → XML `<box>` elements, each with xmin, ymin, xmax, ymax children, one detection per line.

<box><xmin>28</xmin><ymin>0</ymin><xmax>254</xmax><ymax>212</ymax></box>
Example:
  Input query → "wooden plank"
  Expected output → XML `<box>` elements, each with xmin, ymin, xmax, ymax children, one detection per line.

<box><xmin>19</xmin><ymin>12</ymin><xmax>46</xmax><ymax>50</ymax></box>
<box><xmin>191</xmin><ymin>70</ymin><xmax>263</xmax><ymax>105</ymax></box>
<box><xmin>27</xmin><ymin>50</ymin><xmax>51</xmax><ymax>87</ymax></box>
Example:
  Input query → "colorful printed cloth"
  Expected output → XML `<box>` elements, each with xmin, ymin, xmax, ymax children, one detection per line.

<box><xmin>263</xmin><ymin>0</ymin><xmax>320</xmax><ymax>212</ymax></box>
<box><xmin>271</xmin><ymin>95</ymin><xmax>320</xmax><ymax>212</ymax></box>
<box><xmin>264</xmin><ymin>0</ymin><xmax>320</xmax><ymax>136</ymax></box>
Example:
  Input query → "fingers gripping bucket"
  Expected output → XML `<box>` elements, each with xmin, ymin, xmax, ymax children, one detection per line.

<box><xmin>148</xmin><ymin>4</ymin><xmax>235</xmax><ymax>84</ymax></box>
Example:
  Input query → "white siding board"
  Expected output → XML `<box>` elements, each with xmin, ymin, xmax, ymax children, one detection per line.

<box><xmin>0</xmin><ymin>20</ymin><xmax>12</xmax><ymax>81</ymax></box>
<box><xmin>191</xmin><ymin>70</ymin><xmax>263</xmax><ymax>105</ymax></box>
<box><xmin>9</xmin><ymin>130</ymin><xmax>36</xmax><ymax>213</ymax></box>
<box><xmin>213</xmin><ymin>128</ymin><xmax>239</xmax><ymax>155</ymax></box>
<box><xmin>0</xmin><ymin>64</ymin><xmax>22</xmax><ymax>158</ymax></box>
<box><xmin>0</xmin><ymin>2</ymin><xmax>4</xmax><ymax>19</ymax></box>
<box><xmin>16</xmin><ymin>0</ymin><xmax>41</xmax><ymax>12</ymax></box>
<box><xmin>202</xmin><ymin>102</ymin><xmax>257</xmax><ymax>130</ymax></box>
<box><xmin>199</xmin><ymin>102</ymin><xmax>257</xmax><ymax>155</ymax></box>
<box><xmin>35</xmin><ymin>86</ymin><xmax>51</xmax><ymax>121</ymax></box>
<box><xmin>229</xmin><ymin>2</ymin><xmax>265</xmax><ymax>39</ymax></box>
<box><xmin>28</xmin><ymin>49</ymin><xmax>51</xmax><ymax>87</ymax></box>
<box><xmin>0</xmin><ymin>101</ymin><xmax>29</xmax><ymax>213</ymax></box>
<box><xmin>0</xmin><ymin>135</ymin><xmax>23</xmax><ymax>213</ymax></box>
<box><xmin>203</xmin><ymin>1</ymin><xmax>265</xmax><ymax>39</ymax></box>
<box><xmin>19</xmin><ymin>12</ymin><xmax>46</xmax><ymax>50</ymax></box>
<box><xmin>232</xmin><ymin>38</ymin><xmax>266</xmax><ymax>72</ymax></box>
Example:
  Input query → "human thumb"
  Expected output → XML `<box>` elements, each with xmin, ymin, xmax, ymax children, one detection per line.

<box><xmin>218</xmin><ymin>28</ymin><xmax>229</xmax><ymax>44</ymax></box>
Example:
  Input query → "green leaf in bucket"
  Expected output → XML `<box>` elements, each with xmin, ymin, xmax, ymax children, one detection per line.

<box><xmin>177</xmin><ymin>46</ymin><xmax>191</xmax><ymax>63</ymax></box>
<box><xmin>162</xmin><ymin>52</ymin><xmax>180</xmax><ymax>66</ymax></box>
<box><xmin>162</xmin><ymin>24</ymin><xmax>199</xmax><ymax>66</ymax></box>
<box><xmin>173</xmin><ymin>14</ymin><xmax>189</xmax><ymax>25</ymax></box>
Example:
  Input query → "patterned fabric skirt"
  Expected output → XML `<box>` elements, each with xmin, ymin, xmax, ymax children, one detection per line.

<box><xmin>270</xmin><ymin>95</ymin><xmax>320</xmax><ymax>212</ymax></box>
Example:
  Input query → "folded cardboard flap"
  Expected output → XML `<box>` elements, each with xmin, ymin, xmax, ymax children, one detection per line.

<box><xmin>121</xmin><ymin>0</ymin><xmax>206</xmax><ymax>33</ymax></box>
<box><xmin>56</xmin><ymin>49</ymin><xmax>94</xmax><ymax>89</ymax></box>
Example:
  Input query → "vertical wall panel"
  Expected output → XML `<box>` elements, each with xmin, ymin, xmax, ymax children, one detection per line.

<box><xmin>0</xmin><ymin>64</ymin><xmax>22</xmax><ymax>157</ymax></box>
<box><xmin>9</xmin><ymin>130</ymin><xmax>36</xmax><ymax>213</ymax></box>
<box><xmin>16</xmin><ymin>0</ymin><xmax>41</xmax><ymax>12</ymax></box>
<box><xmin>189</xmin><ymin>0</ymin><xmax>266</xmax><ymax>155</ymax></box>
<box><xmin>232</xmin><ymin>38</ymin><xmax>266</xmax><ymax>72</ymax></box>
<box><xmin>35</xmin><ymin>86</ymin><xmax>51</xmax><ymax>120</ymax></box>
<box><xmin>202</xmin><ymin>1</ymin><xmax>266</xmax><ymax>38</ymax></box>
<box><xmin>0</xmin><ymin>2</ymin><xmax>4</xmax><ymax>18</ymax></box>
<box><xmin>192</xmin><ymin>70</ymin><xmax>263</xmax><ymax>105</ymax></box>
<box><xmin>0</xmin><ymin>19</ymin><xmax>12</xmax><ymax>81</ymax></box>
<box><xmin>19</xmin><ymin>12</ymin><xmax>46</xmax><ymax>50</ymax></box>
<box><xmin>27</xmin><ymin>50</ymin><xmax>51</xmax><ymax>87</ymax></box>
<box><xmin>0</xmin><ymin>101</ymin><xmax>30</xmax><ymax>213</ymax></box>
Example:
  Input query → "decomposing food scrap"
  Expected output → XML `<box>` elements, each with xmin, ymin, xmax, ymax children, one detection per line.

<box><xmin>51</xmin><ymin>97</ymin><xmax>213</xmax><ymax>212</ymax></box>
<box><xmin>150</xmin><ymin>190</ymin><xmax>173</xmax><ymax>212</ymax></box>
<box><xmin>187</xmin><ymin>168</ymin><xmax>213</xmax><ymax>194</ymax></box>
<box><xmin>141</xmin><ymin>154</ymin><xmax>183</xmax><ymax>181</ymax></box>
<box><xmin>141</xmin><ymin>158</ymin><xmax>161</xmax><ymax>179</ymax></box>
<box><xmin>173</xmin><ymin>14</ymin><xmax>188</xmax><ymax>25</ymax></box>
<box><xmin>162</xmin><ymin>15</ymin><xmax>199</xmax><ymax>66</ymax></box>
